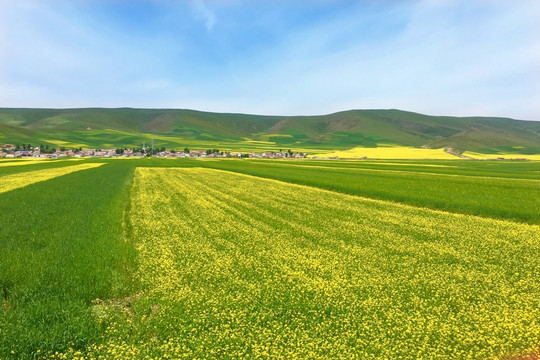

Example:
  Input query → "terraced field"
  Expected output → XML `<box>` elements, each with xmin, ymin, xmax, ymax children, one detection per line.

<box><xmin>0</xmin><ymin>159</ymin><xmax>539</xmax><ymax>359</ymax></box>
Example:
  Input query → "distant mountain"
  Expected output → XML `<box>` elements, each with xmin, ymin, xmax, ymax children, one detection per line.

<box><xmin>0</xmin><ymin>108</ymin><xmax>539</xmax><ymax>153</ymax></box>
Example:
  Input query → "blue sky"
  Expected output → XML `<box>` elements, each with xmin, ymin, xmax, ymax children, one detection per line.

<box><xmin>0</xmin><ymin>0</ymin><xmax>539</xmax><ymax>120</ymax></box>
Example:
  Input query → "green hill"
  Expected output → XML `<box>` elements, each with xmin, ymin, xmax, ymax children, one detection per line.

<box><xmin>0</xmin><ymin>108</ymin><xmax>539</xmax><ymax>153</ymax></box>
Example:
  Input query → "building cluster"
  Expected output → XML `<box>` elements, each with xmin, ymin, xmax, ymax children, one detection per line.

<box><xmin>158</xmin><ymin>150</ymin><xmax>307</xmax><ymax>159</ymax></box>
<box><xmin>0</xmin><ymin>144</ymin><xmax>119</xmax><ymax>158</ymax></box>
<box><xmin>0</xmin><ymin>144</ymin><xmax>308</xmax><ymax>159</ymax></box>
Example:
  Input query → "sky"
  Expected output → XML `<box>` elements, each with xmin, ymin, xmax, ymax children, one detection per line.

<box><xmin>0</xmin><ymin>0</ymin><xmax>539</xmax><ymax>120</ymax></box>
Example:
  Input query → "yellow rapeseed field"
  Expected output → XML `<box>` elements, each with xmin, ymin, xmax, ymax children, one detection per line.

<box><xmin>0</xmin><ymin>158</ymin><xmax>84</xmax><ymax>166</ymax></box>
<box><xmin>0</xmin><ymin>163</ymin><xmax>104</xmax><ymax>194</ymax></box>
<box><xmin>61</xmin><ymin>167</ymin><xmax>540</xmax><ymax>359</ymax></box>
<box><xmin>0</xmin><ymin>157</ymin><xmax>47</xmax><ymax>161</ymax></box>
<box><xmin>462</xmin><ymin>152</ymin><xmax>540</xmax><ymax>160</ymax></box>
<box><xmin>0</xmin><ymin>160</ymin><xmax>51</xmax><ymax>167</ymax></box>
<box><xmin>313</xmin><ymin>146</ymin><xmax>459</xmax><ymax>159</ymax></box>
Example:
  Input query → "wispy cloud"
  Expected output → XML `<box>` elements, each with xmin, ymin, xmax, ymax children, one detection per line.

<box><xmin>191</xmin><ymin>0</ymin><xmax>216</xmax><ymax>31</ymax></box>
<box><xmin>0</xmin><ymin>1</ymin><xmax>538</xmax><ymax>120</ymax></box>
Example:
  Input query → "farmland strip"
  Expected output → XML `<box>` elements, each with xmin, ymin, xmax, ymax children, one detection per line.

<box><xmin>0</xmin><ymin>163</ymin><xmax>104</xmax><ymax>194</ymax></box>
<box><xmin>76</xmin><ymin>167</ymin><xmax>539</xmax><ymax>359</ymax></box>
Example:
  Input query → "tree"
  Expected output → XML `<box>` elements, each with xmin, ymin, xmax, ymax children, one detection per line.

<box><xmin>184</xmin><ymin>147</ymin><xmax>190</xmax><ymax>154</ymax></box>
<box><xmin>206</xmin><ymin>149</ymin><xmax>212</xmax><ymax>155</ymax></box>
<box><xmin>160</xmin><ymin>146</ymin><xmax>166</xmax><ymax>152</ymax></box>
<box><xmin>116</xmin><ymin>148</ymin><xmax>124</xmax><ymax>155</ymax></box>
<box><xmin>51</xmin><ymin>148</ymin><xmax>56</xmax><ymax>153</ymax></box>
<box><xmin>60</xmin><ymin>147</ymin><xmax>66</xmax><ymax>152</ymax></box>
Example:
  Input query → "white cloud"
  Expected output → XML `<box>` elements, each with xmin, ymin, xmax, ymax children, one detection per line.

<box><xmin>208</xmin><ymin>0</ymin><xmax>539</xmax><ymax>119</ymax></box>
<box><xmin>191</xmin><ymin>0</ymin><xmax>216</xmax><ymax>31</ymax></box>
<box><xmin>0</xmin><ymin>1</ymin><xmax>538</xmax><ymax>120</ymax></box>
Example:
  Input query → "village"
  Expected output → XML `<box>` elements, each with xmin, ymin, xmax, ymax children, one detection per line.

<box><xmin>0</xmin><ymin>143</ymin><xmax>309</xmax><ymax>159</ymax></box>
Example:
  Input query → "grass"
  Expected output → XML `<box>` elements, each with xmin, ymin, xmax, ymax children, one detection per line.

<box><xmin>0</xmin><ymin>161</ymin><xmax>136</xmax><ymax>359</ymax></box>
<box><xmin>0</xmin><ymin>158</ymin><xmax>538</xmax><ymax>359</ymax></box>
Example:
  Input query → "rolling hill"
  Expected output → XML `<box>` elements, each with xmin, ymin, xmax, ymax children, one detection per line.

<box><xmin>0</xmin><ymin>108</ymin><xmax>539</xmax><ymax>154</ymax></box>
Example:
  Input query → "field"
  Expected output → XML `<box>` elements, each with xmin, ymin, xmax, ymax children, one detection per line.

<box><xmin>462</xmin><ymin>152</ymin><xmax>540</xmax><ymax>161</ymax></box>
<box><xmin>314</xmin><ymin>146</ymin><xmax>540</xmax><ymax>161</ymax></box>
<box><xmin>0</xmin><ymin>158</ymin><xmax>539</xmax><ymax>359</ymax></box>
<box><xmin>313</xmin><ymin>146</ymin><xmax>459</xmax><ymax>159</ymax></box>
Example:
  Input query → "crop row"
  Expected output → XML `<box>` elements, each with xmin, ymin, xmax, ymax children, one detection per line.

<box><xmin>197</xmin><ymin>160</ymin><xmax>540</xmax><ymax>224</ymax></box>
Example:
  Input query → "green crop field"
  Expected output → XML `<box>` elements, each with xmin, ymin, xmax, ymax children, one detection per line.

<box><xmin>0</xmin><ymin>158</ymin><xmax>539</xmax><ymax>359</ymax></box>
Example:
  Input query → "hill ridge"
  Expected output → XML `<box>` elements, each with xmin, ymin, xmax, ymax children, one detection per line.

<box><xmin>0</xmin><ymin>107</ymin><xmax>539</xmax><ymax>153</ymax></box>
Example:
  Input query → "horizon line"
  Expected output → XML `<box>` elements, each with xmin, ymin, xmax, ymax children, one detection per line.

<box><xmin>0</xmin><ymin>106</ymin><xmax>533</xmax><ymax>121</ymax></box>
